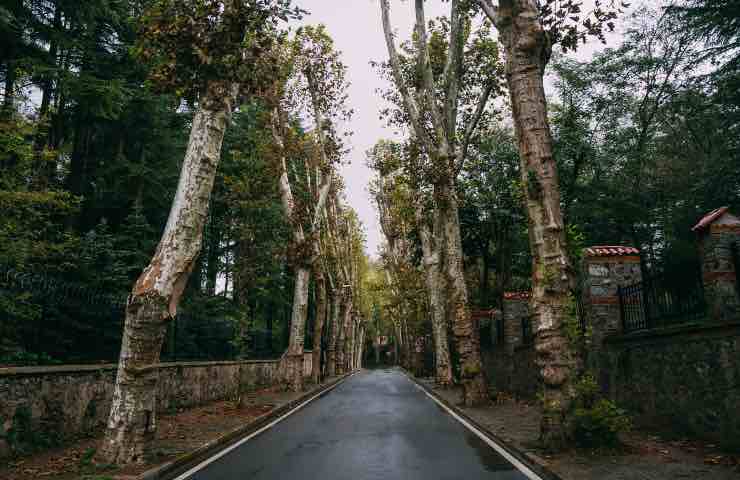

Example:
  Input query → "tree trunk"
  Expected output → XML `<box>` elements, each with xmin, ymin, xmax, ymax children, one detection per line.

<box><xmin>348</xmin><ymin>315</ymin><xmax>356</xmax><ymax>371</ymax></box>
<box><xmin>339</xmin><ymin>299</ymin><xmax>353</xmax><ymax>373</ymax></box>
<box><xmin>284</xmin><ymin>266</ymin><xmax>310</xmax><ymax>391</ymax></box>
<box><xmin>438</xmin><ymin>180</ymin><xmax>489</xmax><ymax>405</ymax></box>
<box><xmin>355</xmin><ymin>324</ymin><xmax>364</xmax><ymax>369</ymax></box>
<box><xmin>326</xmin><ymin>290</ymin><xmax>341</xmax><ymax>376</ymax></box>
<box><xmin>98</xmin><ymin>81</ymin><xmax>237</xmax><ymax>465</ymax></box>
<box><xmin>374</xmin><ymin>335</ymin><xmax>380</xmax><ymax>365</ymax></box>
<box><xmin>2</xmin><ymin>61</ymin><xmax>15</xmax><ymax>115</ymax></box>
<box><xmin>494</xmin><ymin>0</ymin><xmax>578</xmax><ymax>450</ymax></box>
<box><xmin>311</xmin><ymin>271</ymin><xmax>327</xmax><ymax>383</ymax></box>
<box><xmin>417</xmin><ymin>206</ymin><xmax>453</xmax><ymax>387</ymax></box>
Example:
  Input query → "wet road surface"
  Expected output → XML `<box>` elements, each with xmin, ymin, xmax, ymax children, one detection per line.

<box><xmin>187</xmin><ymin>369</ymin><xmax>534</xmax><ymax>480</ymax></box>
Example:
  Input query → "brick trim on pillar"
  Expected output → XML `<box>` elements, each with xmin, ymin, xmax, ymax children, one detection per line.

<box><xmin>581</xmin><ymin>246</ymin><xmax>643</xmax><ymax>341</ymax></box>
<box><xmin>502</xmin><ymin>292</ymin><xmax>531</xmax><ymax>354</ymax></box>
<box><xmin>693</xmin><ymin>207</ymin><xmax>740</xmax><ymax>321</ymax></box>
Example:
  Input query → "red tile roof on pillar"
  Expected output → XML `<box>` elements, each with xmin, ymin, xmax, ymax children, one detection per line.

<box><xmin>503</xmin><ymin>291</ymin><xmax>531</xmax><ymax>300</ymax></box>
<box><xmin>691</xmin><ymin>206</ymin><xmax>729</xmax><ymax>232</ymax></box>
<box><xmin>584</xmin><ymin>246</ymin><xmax>640</xmax><ymax>257</ymax></box>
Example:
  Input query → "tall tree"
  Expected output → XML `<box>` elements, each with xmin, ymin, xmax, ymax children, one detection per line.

<box><xmin>379</xmin><ymin>0</ymin><xmax>501</xmax><ymax>406</ymax></box>
<box><xmin>98</xmin><ymin>0</ymin><xmax>297</xmax><ymax>464</ymax></box>
<box><xmin>269</xmin><ymin>25</ymin><xmax>351</xmax><ymax>391</ymax></box>
<box><xmin>476</xmin><ymin>0</ymin><xmax>624</xmax><ymax>448</ymax></box>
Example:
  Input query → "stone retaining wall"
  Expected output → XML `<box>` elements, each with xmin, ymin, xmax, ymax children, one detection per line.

<box><xmin>483</xmin><ymin>294</ymin><xmax>538</xmax><ymax>399</ymax></box>
<box><xmin>601</xmin><ymin>321</ymin><xmax>740</xmax><ymax>449</ymax></box>
<box><xmin>0</xmin><ymin>356</ymin><xmax>302</xmax><ymax>458</ymax></box>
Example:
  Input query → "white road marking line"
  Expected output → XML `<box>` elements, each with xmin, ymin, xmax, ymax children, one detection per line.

<box><xmin>173</xmin><ymin>373</ymin><xmax>355</xmax><ymax>480</ymax></box>
<box><xmin>412</xmin><ymin>381</ymin><xmax>545</xmax><ymax>480</ymax></box>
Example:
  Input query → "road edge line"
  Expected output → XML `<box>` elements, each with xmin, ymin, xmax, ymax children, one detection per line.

<box><xmin>135</xmin><ymin>371</ymin><xmax>357</xmax><ymax>480</ymax></box>
<box><xmin>403</xmin><ymin>371</ymin><xmax>564</xmax><ymax>480</ymax></box>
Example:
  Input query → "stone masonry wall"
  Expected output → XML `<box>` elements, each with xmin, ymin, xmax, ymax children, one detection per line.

<box><xmin>0</xmin><ymin>359</ymin><xmax>281</xmax><ymax>458</ymax></box>
<box><xmin>601</xmin><ymin>322</ymin><xmax>740</xmax><ymax>449</ymax></box>
<box><xmin>699</xmin><ymin>224</ymin><xmax>740</xmax><ymax>321</ymax></box>
<box><xmin>483</xmin><ymin>294</ymin><xmax>539</xmax><ymax>399</ymax></box>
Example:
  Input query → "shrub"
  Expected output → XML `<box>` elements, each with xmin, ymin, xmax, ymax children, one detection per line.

<box><xmin>570</xmin><ymin>374</ymin><xmax>631</xmax><ymax>448</ymax></box>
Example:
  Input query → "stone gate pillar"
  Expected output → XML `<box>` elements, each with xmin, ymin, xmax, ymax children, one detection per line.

<box><xmin>692</xmin><ymin>207</ymin><xmax>740</xmax><ymax>321</ymax></box>
<box><xmin>582</xmin><ymin>246</ymin><xmax>643</xmax><ymax>342</ymax></box>
<box><xmin>502</xmin><ymin>292</ymin><xmax>531</xmax><ymax>354</ymax></box>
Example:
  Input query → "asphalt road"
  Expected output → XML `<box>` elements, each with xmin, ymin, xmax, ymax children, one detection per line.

<box><xmin>186</xmin><ymin>369</ymin><xmax>534</xmax><ymax>480</ymax></box>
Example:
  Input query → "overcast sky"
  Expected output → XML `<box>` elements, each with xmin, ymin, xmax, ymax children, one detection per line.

<box><xmin>294</xmin><ymin>0</ymin><xmax>629</xmax><ymax>259</ymax></box>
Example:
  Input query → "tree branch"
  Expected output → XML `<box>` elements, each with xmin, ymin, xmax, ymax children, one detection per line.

<box><xmin>271</xmin><ymin>107</ymin><xmax>305</xmax><ymax>244</ymax></box>
<box><xmin>476</xmin><ymin>0</ymin><xmax>499</xmax><ymax>24</ymax></box>
<box><xmin>414</xmin><ymin>0</ymin><xmax>449</xmax><ymax>155</ymax></box>
<box><xmin>444</xmin><ymin>0</ymin><xmax>466</xmax><ymax>144</ymax></box>
<box><xmin>380</xmin><ymin>0</ymin><xmax>432</xmax><ymax>148</ymax></box>
<box><xmin>455</xmin><ymin>81</ymin><xmax>494</xmax><ymax>171</ymax></box>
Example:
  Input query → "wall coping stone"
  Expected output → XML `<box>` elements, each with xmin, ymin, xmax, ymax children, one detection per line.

<box><xmin>0</xmin><ymin>359</ymin><xmax>280</xmax><ymax>377</ymax></box>
<box><xmin>604</xmin><ymin>319</ymin><xmax>740</xmax><ymax>346</ymax></box>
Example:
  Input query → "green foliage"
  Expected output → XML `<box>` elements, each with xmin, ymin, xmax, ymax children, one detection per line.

<box><xmin>2</xmin><ymin>405</ymin><xmax>61</xmax><ymax>456</ymax></box>
<box><xmin>0</xmin><ymin>351</ymin><xmax>60</xmax><ymax>366</ymax></box>
<box><xmin>570</xmin><ymin>375</ymin><xmax>632</xmax><ymax>448</ymax></box>
<box><xmin>137</xmin><ymin>0</ymin><xmax>302</xmax><ymax>102</ymax></box>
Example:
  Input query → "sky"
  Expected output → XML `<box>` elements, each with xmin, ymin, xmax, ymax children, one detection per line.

<box><xmin>294</xmin><ymin>0</ymin><xmax>629</xmax><ymax>259</ymax></box>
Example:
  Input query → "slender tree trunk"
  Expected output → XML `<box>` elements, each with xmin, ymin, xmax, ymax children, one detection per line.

<box><xmin>480</xmin><ymin>244</ymin><xmax>490</xmax><ymax>307</ymax></box>
<box><xmin>2</xmin><ymin>62</ymin><xmax>15</xmax><ymax>115</ymax></box>
<box><xmin>492</xmin><ymin>0</ymin><xmax>578</xmax><ymax>449</ymax></box>
<box><xmin>98</xmin><ymin>81</ymin><xmax>237</xmax><ymax>465</ymax></box>
<box><xmin>348</xmin><ymin>315</ymin><xmax>357</xmax><ymax>371</ymax></box>
<box><xmin>355</xmin><ymin>324</ymin><xmax>364</xmax><ymax>369</ymax></box>
<box><xmin>335</xmin><ymin>299</ymin><xmax>347</xmax><ymax>374</ymax></box>
<box><xmin>326</xmin><ymin>290</ymin><xmax>341</xmax><ymax>376</ymax></box>
<box><xmin>311</xmin><ymin>271</ymin><xmax>327</xmax><ymax>383</ymax></box>
<box><xmin>438</xmin><ymin>180</ymin><xmax>488</xmax><ymax>405</ymax></box>
<box><xmin>374</xmin><ymin>335</ymin><xmax>380</xmax><ymax>365</ymax></box>
<box><xmin>339</xmin><ymin>299</ymin><xmax>353</xmax><ymax>373</ymax></box>
<box><xmin>401</xmin><ymin>318</ymin><xmax>412</xmax><ymax>371</ymax></box>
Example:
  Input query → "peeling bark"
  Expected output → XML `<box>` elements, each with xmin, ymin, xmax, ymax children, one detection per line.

<box><xmin>311</xmin><ymin>270</ymin><xmax>327</xmax><ymax>383</ymax></box>
<box><xmin>98</xmin><ymin>81</ymin><xmax>237</xmax><ymax>465</ymax></box>
<box><xmin>326</xmin><ymin>289</ymin><xmax>341</xmax><ymax>376</ymax></box>
<box><xmin>479</xmin><ymin>0</ymin><xmax>578</xmax><ymax>449</ymax></box>
<box><xmin>417</xmin><ymin>204</ymin><xmax>453</xmax><ymax>387</ymax></box>
<box><xmin>380</xmin><ymin>0</ymin><xmax>490</xmax><ymax>405</ymax></box>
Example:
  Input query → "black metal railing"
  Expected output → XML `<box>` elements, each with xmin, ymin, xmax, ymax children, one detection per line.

<box><xmin>521</xmin><ymin>316</ymin><xmax>534</xmax><ymax>345</ymax></box>
<box><xmin>1</xmin><ymin>265</ymin><xmax>286</xmax><ymax>365</ymax></box>
<box><xmin>575</xmin><ymin>294</ymin><xmax>588</xmax><ymax>332</ymax></box>
<box><xmin>495</xmin><ymin>317</ymin><xmax>505</xmax><ymax>344</ymax></box>
<box><xmin>618</xmin><ymin>272</ymin><xmax>707</xmax><ymax>332</ymax></box>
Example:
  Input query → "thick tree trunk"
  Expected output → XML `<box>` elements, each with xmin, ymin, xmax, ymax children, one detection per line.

<box><xmin>326</xmin><ymin>291</ymin><xmax>341</xmax><ymax>376</ymax></box>
<box><xmin>284</xmin><ymin>266</ymin><xmax>310</xmax><ymax>391</ymax></box>
<box><xmin>438</xmin><ymin>180</ymin><xmax>488</xmax><ymax>405</ymax></box>
<box><xmin>494</xmin><ymin>0</ymin><xmax>578</xmax><ymax>450</ymax></box>
<box><xmin>98</xmin><ymin>82</ymin><xmax>236</xmax><ymax>465</ymax></box>
<box><xmin>311</xmin><ymin>271</ymin><xmax>327</xmax><ymax>383</ymax></box>
<box><xmin>417</xmin><ymin>207</ymin><xmax>453</xmax><ymax>387</ymax></box>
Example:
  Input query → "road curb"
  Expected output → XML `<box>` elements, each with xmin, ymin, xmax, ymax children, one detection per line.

<box><xmin>402</xmin><ymin>370</ymin><xmax>565</xmax><ymax>480</ymax></box>
<box><xmin>130</xmin><ymin>371</ymin><xmax>356</xmax><ymax>480</ymax></box>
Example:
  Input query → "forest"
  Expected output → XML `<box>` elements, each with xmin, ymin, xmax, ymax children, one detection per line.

<box><xmin>0</xmin><ymin>0</ymin><xmax>739</xmax><ymax>468</ymax></box>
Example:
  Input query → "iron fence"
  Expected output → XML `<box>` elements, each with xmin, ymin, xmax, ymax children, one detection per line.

<box><xmin>521</xmin><ymin>316</ymin><xmax>534</xmax><ymax>345</ymax></box>
<box><xmin>618</xmin><ymin>271</ymin><xmax>707</xmax><ymax>332</ymax></box>
<box><xmin>0</xmin><ymin>265</ymin><xmax>285</xmax><ymax>365</ymax></box>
